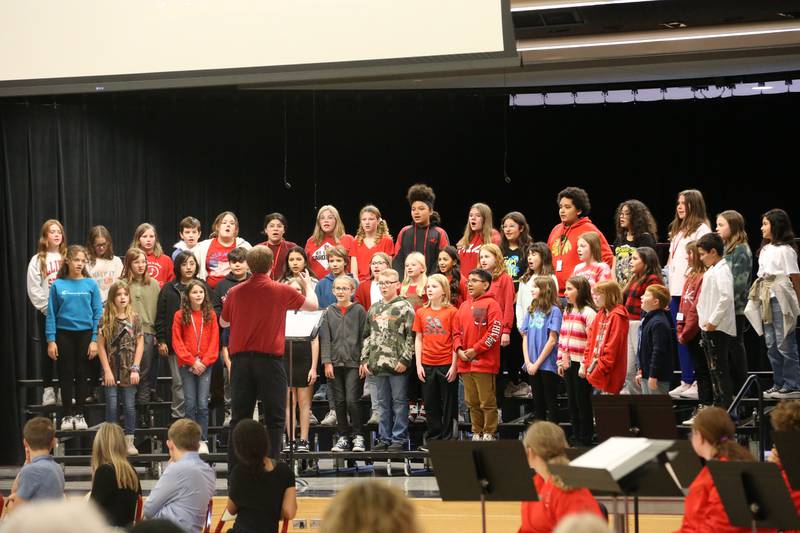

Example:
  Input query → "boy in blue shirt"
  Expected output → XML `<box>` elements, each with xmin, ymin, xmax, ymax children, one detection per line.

<box><xmin>6</xmin><ymin>417</ymin><xmax>64</xmax><ymax>512</ymax></box>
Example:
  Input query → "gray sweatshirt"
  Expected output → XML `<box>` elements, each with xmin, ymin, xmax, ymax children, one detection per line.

<box><xmin>319</xmin><ymin>303</ymin><xmax>367</xmax><ymax>368</ymax></box>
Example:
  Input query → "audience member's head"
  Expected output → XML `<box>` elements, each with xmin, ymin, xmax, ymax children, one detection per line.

<box><xmin>91</xmin><ymin>422</ymin><xmax>139</xmax><ymax>492</ymax></box>
<box><xmin>23</xmin><ymin>417</ymin><xmax>55</xmax><ymax>452</ymax></box>
<box><xmin>691</xmin><ymin>406</ymin><xmax>753</xmax><ymax>461</ymax></box>
<box><xmin>769</xmin><ymin>400</ymin><xmax>800</xmax><ymax>463</ymax></box>
<box><xmin>320</xmin><ymin>480</ymin><xmax>421</xmax><ymax>533</ymax></box>
<box><xmin>167</xmin><ymin>418</ymin><xmax>201</xmax><ymax>453</ymax></box>
<box><xmin>232</xmin><ymin>419</ymin><xmax>271</xmax><ymax>472</ymax></box>
<box><xmin>553</xmin><ymin>513</ymin><xmax>612</xmax><ymax>533</ymax></box>
<box><xmin>0</xmin><ymin>499</ymin><xmax>109</xmax><ymax>533</ymax></box>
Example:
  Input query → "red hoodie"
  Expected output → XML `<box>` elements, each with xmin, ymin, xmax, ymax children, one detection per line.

<box><xmin>546</xmin><ymin>217</ymin><xmax>613</xmax><ymax>295</ymax></box>
<box><xmin>486</xmin><ymin>272</ymin><xmax>516</xmax><ymax>335</ymax></box>
<box><xmin>677</xmin><ymin>273</ymin><xmax>704</xmax><ymax>344</ymax></box>
<box><xmin>453</xmin><ymin>293</ymin><xmax>502</xmax><ymax>374</ymax></box>
<box><xmin>171</xmin><ymin>309</ymin><xmax>220</xmax><ymax>368</ymax></box>
<box><xmin>583</xmin><ymin>304</ymin><xmax>629</xmax><ymax>394</ymax></box>
<box><xmin>519</xmin><ymin>474</ymin><xmax>603</xmax><ymax>533</ymax></box>
<box><xmin>458</xmin><ymin>229</ymin><xmax>502</xmax><ymax>275</ymax></box>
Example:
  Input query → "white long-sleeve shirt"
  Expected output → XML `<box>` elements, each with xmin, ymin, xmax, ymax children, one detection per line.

<box><xmin>26</xmin><ymin>252</ymin><xmax>62</xmax><ymax>314</ymax></box>
<box><xmin>697</xmin><ymin>258</ymin><xmax>736</xmax><ymax>337</ymax></box>
<box><xmin>668</xmin><ymin>223</ymin><xmax>711</xmax><ymax>297</ymax></box>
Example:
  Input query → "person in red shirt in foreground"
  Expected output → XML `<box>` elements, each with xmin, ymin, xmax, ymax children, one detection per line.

<box><xmin>768</xmin><ymin>400</ymin><xmax>800</xmax><ymax>528</ymax></box>
<box><xmin>676</xmin><ymin>406</ymin><xmax>763</xmax><ymax>533</ymax></box>
<box><xmin>518</xmin><ymin>421</ymin><xmax>602</xmax><ymax>533</ymax></box>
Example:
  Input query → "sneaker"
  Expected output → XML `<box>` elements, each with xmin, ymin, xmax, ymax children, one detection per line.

<box><xmin>252</xmin><ymin>403</ymin><xmax>260</xmax><ymax>422</ymax></box>
<box><xmin>458</xmin><ymin>412</ymin><xmax>466</xmax><ymax>423</ymax></box>
<box><xmin>42</xmin><ymin>387</ymin><xmax>56</xmax><ymax>406</ymax></box>
<box><xmin>332</xmin><ymin>436</ymin><xmax>350</xmax><ymax>452</ymax></box>
<box><xmin>366</xmin><ymin>411</ymin><xmax>380</xmax><ymax>425</ymax></box>
<box><xmin>125</xmin><ymin>435</ymin><xmax>139</xmax><ymax>456</ymax></box>
<box><xmin>408</xmin><ymin>403</ymin><xmax>419</xmax><ymax>422</ymax></box>
<box><xmin>198</xmin><ymin>441</ymin><xmax>209</xmax><ymax>454</ymax></box>
<box><xmin>471</xmin><ymin>432</ymin><xmax>482</xmax><ymax>441</ymax></box>
<box><xmin>223</xmin><ymin>412</ymin><xmax>232</xmax><ymax>427</ymax></box>
<box><xmin>387</xmin><ymin>442</ymin><xmax>405</xmax><ymax>452</ymax></box>
<box><xmin>504</xmin><ymin>382</ymin><xmax>518</xmax><ymax>398</ymax></box>
<box><xmin>416</xmin><ymin>404</ymin><xmax>426</xmax><ymax>423</ymax></box>
<box><xmin>773</xmin><ymin>389</ymin><xmax>800</xmax><ymax>399</ymax></box>
<box><xmin>352</xmin><ymin>435</ymin><xmax>366</xmax><ymax>452</ymax></box>
<box><xmin>372</xmin><ymin>441</ymin><xmax>390</xmax><ymax>451</ymax></box>
<box><xmin>309</xmin><ymin>411</ymin><xmax>320</xmax><ymax>425</ymax></box>
<box><xmin>482</xmin><ymin>433</ymin><xmax>496</xmax><ymax>441</ymax></box>
<box><xmin>680</xmin><ymin>382</ymin><xmax>699</xmax><ymax>400</ymax></box>
<box><xmin>296</xmin><ymin>440</ymin><xmax>310</xmax><ymax>453</ymax></box>
<box><xmin>60</xmin><ymin>416</ymin><xmax>75</xmax><ymax>431</ymax></box>
<box><xmin>511</xmin><ymin>382</ymin><xmax>533</xmax><ymax>398</ymax></box>
<box><xmin>73</xmin><ymin>414</ymin><xmax>88</xmax><ymax>430</ymax></box>
<box><xmin>321</xmin><ymin>410</ymin><xmax>337</xmax><ymax>426</ymax></box>
<box><xmin>682</xmin><ymin>405</ymin><xmax>709</xmax><ymax>425</ymax></box>
<box><xmin>669</xmin><ymin>381</ymin><xmax>691</xmax><ymax>399</ymax></box>
<box><xmin>85</xmin><ymin>392</ymin><xmax>98</xmax><ymax>404</ymax></box>
<box><xmin>763</xmin><ymin>386</ymin><xmax>781</xmax><ymax>398</ymax></box>
<box><xmin>313</xmin><ymin>384</ymin><xmax>327</xmax><ymax>401</ymax></box>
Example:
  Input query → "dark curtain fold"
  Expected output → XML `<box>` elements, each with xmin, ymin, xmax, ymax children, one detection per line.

<box><xmin>0</xmin><ymin>89</ymin><xmax>795</xmax><ymax>462</ymax></box>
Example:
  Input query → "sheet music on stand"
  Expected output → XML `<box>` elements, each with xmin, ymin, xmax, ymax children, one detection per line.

<box><xmin>285</xmin><ymin>310</ymin><xmax>324</xmax><ymax>340</ymax></box>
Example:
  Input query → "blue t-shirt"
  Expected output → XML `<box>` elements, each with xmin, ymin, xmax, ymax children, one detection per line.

<box><xmin>521</xmin><ymin>305</ymin><xmax>562</xmax><ymax>374</ymax></box>
<box><xmin>16</xmin><ymin>455</ymin><xmax>65</xmax><ymax>501</ymax></box>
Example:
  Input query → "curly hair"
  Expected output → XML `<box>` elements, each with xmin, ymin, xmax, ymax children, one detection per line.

<box><xmin>614</xmin><ymin>199</ymin><xmax>658</xmax><ymax>242</ymax></box>
<box><xmin>557</xmin><ymin>187</ymin><xmax>591</xmax><ymax>217</ymax></box>
<box><xmin>406</xmin><ymin>183</ymin><xmax>441</xmax><ymax>225</ymax></box>
<box><xmin>770</xmin><ymin>400</ymin><xmax>800</xmax><ymax>431</ymax></box>
<box><xmin>180</xmin><ymin>279</ymin><xmax>214</xmax><ymax>325</ymax></box>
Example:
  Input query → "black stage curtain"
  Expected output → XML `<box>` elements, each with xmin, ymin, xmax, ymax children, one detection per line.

<box><xmin>1</xmin><ymin>89</ymin><xmax>796</xmax><ymax>463</ymax></box>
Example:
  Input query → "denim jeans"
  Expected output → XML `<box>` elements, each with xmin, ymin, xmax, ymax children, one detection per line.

<box><xmin>641</xmin><ymin>380</ymin><xmax>671</xmax><ymax>395</ymax></box>
<box><xmin>167</xmin><ymin>353</ymin><xmax>185</xmax><ymax>418</ymax></box>
<box><xmin>365</xmin><ymin>375</ymin><xmax>379</xmax><ymax>412</ymax></box>
<box><xmin>764</xmin><ymin>297</ymin><xmax>800</xmax><ymax>391</ymax></box>
<box><xmin>179</xmin><ymin>365</ymin><xmax>211</xmax><ymax>440</ymax></box>
<box><xmin>104</xmin><ymin>385</ymin><xmax>137</xmax><ymax>435</ymax></box>
<box><xmin>374</xmin><ymin>373</ymin><xmax>409</xmax><ymax>445</ymax></box>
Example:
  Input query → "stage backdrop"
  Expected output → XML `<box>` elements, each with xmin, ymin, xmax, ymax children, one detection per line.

<box><xmin>0</xmin><ymin>89</ymin><xmax>795</xmax><ymax>463</ymax></box>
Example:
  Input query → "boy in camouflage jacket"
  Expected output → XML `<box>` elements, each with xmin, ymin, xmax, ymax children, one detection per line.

<box><xmin>360</xmin><ymin>269</ymin><xmax>415</xmax><ymax>450</ymax></box>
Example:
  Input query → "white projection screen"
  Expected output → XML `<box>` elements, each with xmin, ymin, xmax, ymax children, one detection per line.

<box><xmin>0</xmin><ymin>0</ymin><xmax>517</xmax><ymax>96</ymax></box>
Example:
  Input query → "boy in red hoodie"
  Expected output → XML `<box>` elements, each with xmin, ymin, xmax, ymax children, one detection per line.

<box><xmin>454</xmin><ymin>268</ymin><xmax>502</xmax><ymax>440</ymax></box>
<box><xmin>580</xmin><ymin>280</ymin><xmax>628</xmax><ymax>395</ymax></box>
<box><xmin>546</xmin><ymin>187</ymin><xmax>613</xmax><ymax>296</ymax></box>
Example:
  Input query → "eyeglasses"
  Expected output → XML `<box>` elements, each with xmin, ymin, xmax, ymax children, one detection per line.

<box><xmin>333</xmin><ymin>286</ymin><xmax>352</xmax><ymax>292</ymax></box>
<box><xmin>378</xmin><ymin>281</ymin><xmax>399</xmax><ymax>286</ymax></box>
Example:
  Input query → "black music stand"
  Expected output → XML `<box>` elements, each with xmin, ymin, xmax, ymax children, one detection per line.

<box><xmin>427</xmin><ymin>440</ymin><xmax>537</xmax><ymax>533</ymax></box>
<box><xmin>708</xmin><ymin>460</ymin><xmax>800</xmax><ymax>533</ymax></box>
<box><xmin>285</xmin><ymin>310</ymin><xmax>324</xmax><ymax>466</ymax></box>
<box><xmin>772</xmin><ymin>431</ymin><xmax>800</xmax><ymax>490</ymax></box>
<box><xmin>592</xmin><ymin>394</ymin><xmax>679</xmax><ymax>441</ymax></box>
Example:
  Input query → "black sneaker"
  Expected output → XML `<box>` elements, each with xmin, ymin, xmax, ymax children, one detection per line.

<box><xmin>372</xmin><ymin>441</ymin><xmax>390</xmax><ymax>451</ymax></box>
<box><xmin>387</xmin><ymin>442</ymin><xmax>405</xmax><ymax>452</ymax></box>
<box><xmin>332</xmin><ymin>436</ymin><xmax>350</xmax><ymax>452</ymax></box>
<box><xmin>296</xmin><ymin>440</ymin><xmax>310</xmax><ymax>453</ymax></box>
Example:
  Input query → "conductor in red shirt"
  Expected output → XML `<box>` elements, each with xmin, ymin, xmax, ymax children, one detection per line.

<box><xmin>221</xmin><ymin>246</ymin><xmax>317</xmax><ymax>465</ymax></box>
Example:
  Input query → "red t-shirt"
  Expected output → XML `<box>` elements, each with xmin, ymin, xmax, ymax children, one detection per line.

<box><xmin>458</xmin><ymin>230</ymin><xmax>502</xmax><ymax>277</ymax></box>
<box><xmin>205</xmin><ymin>238</ymin><xmax>237</xmax><ymax>288</ymax></box>
<box><xmin>304</xmin><ymin>234</ymin><xmax>355</xmax><ymax>279</ymax></box>
<box><xmin>519</xmin><ymin>474</ymin><xmax>603</xmax><ymax>533</ymax></box>
<box><xmin>402</xmin><ymin>284</ymin><xmax>428</xmax><ymax>311</ymax></box>
<box><xmin>413</xmin><ymin>306</ymin><xmax>458</xmax><ymax>366</ymax></box>
<box><xmin>221</xmin><ymin>273</ymin><xmax>306</xmax><ymax>356</ymax></box>
<box><xmin>351</xmin><ymin>235</ymin><xmax>394</xmax><ymax>283</ymax></box>
<box><xmin>146</xmin><ymin>253</ymin><xmax>174</xmax><ymax>288</ymax></box>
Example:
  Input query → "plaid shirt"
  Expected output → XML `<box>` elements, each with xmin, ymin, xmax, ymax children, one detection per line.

<box><xmin>623</xmin><ymin>274</ymin><xmax>661</xmax><ymax>320</ymax></box>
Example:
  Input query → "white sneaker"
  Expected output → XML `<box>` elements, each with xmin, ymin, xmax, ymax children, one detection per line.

<box><xmin>669</xmin><ymin>381</ymin><xmax>691</xmax><ymax>399</ymax></box>
<box><xmin>482</xmin><ymin>433</ymin><xmax>496</xmax><ymax>441</ymax></box>
<box><xmin>309</xmin><ymin>411</ymin><xmax>320</xmax><ymax>425</ymax></box>
<box><xmin>73</xmin><ymin>415</ymin><xmax>88</xmax><ymax>430</ymax></box>
<box><xmin>682</xmin><ymin>405</ymin><xmax>709</xmax><ymax>425</ymax></box>
<box><xmin>352</xmin><ymin>435</ymin><xmax>366</xmax><ymax>452</ymax></box>
<box><xmin>408</xmin><ymin>403</ymin><xmax>419</xmax><ymax>422</ymax></box>
<box><xmin>367</xmin><ymin>411</ymin><xmax>380</xmax><ymax>425</ymax></box>
<box><xmin>416</xmin><ymin>404</ymin><xmax>426</xmax><ymax>423</ymax></box>
<box><xmin>763</xmin><ymin>386</ymin><xmax>781</xmax><ymax>398</ymax></box>
<box><xmin>471</xmin><ymin>432</ymin><xmax>482</xmax><ymax>441</ymax></box>
<box><xmin>125</xmin><ymin>435</ymin><xmax>139</xmax><ymax>455</ymax></box>
<box><xmin>42</xmin><ymin>387</ymin><xmax>56</xmax><ymax>406</ymax></box>
<box><xmin>773</xmin><ymin>389</ymin><xmax>800</xmax><ymax>399</ymax></box>
<box><xmin>60</xmin><ymin>416</ymin><xmax>74</xmax><ymax>431</ymax></box>
<box><xmin>223</xmin><ymin>412</ymin><xmax>232</xmax><ymax>427</ymax></box>
<box><xmin>321</xmin><ymin>410</ymin><xmax>337</xmax><ymax>426</ymax></box>
<box><xmin>198</xmin><ymin>441</ymin><xmax>209</xmax><ymax>454</ymax></box>
<box><xmin>680</xmin><ymin>382</ymin><xmax>699</xmax><ymax>400</ymax></box>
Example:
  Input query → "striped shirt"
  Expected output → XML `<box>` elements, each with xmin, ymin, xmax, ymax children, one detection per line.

<box><xmin>572</xmin><ymin>262</ymin><xmax>612</xmax><ymax>288</ymax></box>
<box><xmin>557</xmin><ymin>306</ymin><xmax>597</xmax><ymax>365</ymax></box>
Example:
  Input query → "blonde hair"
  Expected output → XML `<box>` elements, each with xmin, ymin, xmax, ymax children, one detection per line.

<box><xmin>424</xmin><ymin>273</ymin><xmax>452</xmax><ymax>308</ymax></box>
<box><xmin>593</xmin><ymin>280</ymin><xmax>622</xmax><ymax>310</ymax></box>
<box><xmin>401</xmin><ymin>252</ymin><xmax>427</xmax><ymax>299</ymax></box>
<box><xmin>457</xmin><ymin>202</ymin><xmax>496</xmax><ymax>250</ymax></box>
<box><xmin>355</xmin><ymin>205</ymin><xmax>392</xmax><ymax>244</ymax></box>
<box><xmin>311</xmin><ymin>205</ymin><xmax>346</xmax><ymax>246</ymax></box>
<box><xmin>320</xmin><ymin>480</ymin><xmax>422</xmax><ymax>533</ymax></box>
<box><xmin>380</xmin><ymin>269</ymin><xmax>400</xmax><ymax>282</ymax></box>
<box><xmin>209</xmin><ymin>211</ymin><xmax>240</xmax><ymax>240</ymax></box>
<box><xmin>578</xmin><ymin>232</ymin><xmax>603</xmax><ymax>263</ymax></box>
<box><xmin>645</xmin><ymin>284</ymin><xmax>670</xmax><ymax>309</ymax></box>
<box><xmin>685</xmin><ymin>240</ymin><xmax>707</xmax><ymax>280</ymax></box>
<box><xmin>120</xmin><ymin>248</ymin><xmax>152</xmax><ymax>285</ymax></box>
<box><xmin>130</xmin><ymin>222</ymin><xmax>164</xmax><ymax>257</ymax></box>
<box><xmin>100</xmin><ymin>281</ymin><xmax>138</xmax><ymax>342</ymax></box>
<box><xmin>91</xmin><ymin>423</ymin><xmax>139</xmax><ymax>492</ymax></box>
<box><xmin>36</xmin><ymin>219</ymin><xmax>67</xmax><ymax>277</ymax></box>
<box><xmin>333</xmin><ymin>275</ymin><xmax>357</xmax><ymax>291</ymax></box>
<box><xmin>529</xmin><ymin>275</ymin><xmax>559</xmax><ymax>315</ymax></box>
<box><xmin>523</xmin><ymin>422</ymin><xmax>571</xmax><ymax>490</ymax></box>
<box><xmin>480</xmin><ymin>243</ymin><xmax>506</xmax><ymax>280</ymax></box>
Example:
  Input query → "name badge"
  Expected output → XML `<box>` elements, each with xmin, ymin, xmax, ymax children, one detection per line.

<box><xmin>556</xmin><ymin>260</ymin><xmax>563</xmax><ymax>272</ymax></box>
<box><xmin>676</xmin><ymin>312</ymin><xmax>685</xmax><ymax>321</ymax></box>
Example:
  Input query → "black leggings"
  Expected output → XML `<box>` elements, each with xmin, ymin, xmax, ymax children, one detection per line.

<box><xmin>37</xmin><ymin>312</ymin><xmax>56</xmax><ymax>387</ymax></box>
<box><xmin>687</xmin><ymin>335</ymin><xmax>713</xmax><ymax>405</ymax></box>
<box><xmin>530</xmin><ymin>369</ymin><xmax>560</xmax><ymax>423</ymax></box>
<box><xmin>56</xmin><ymin>329</ymin><xmax>93</xmax><ymax>416</ymax></box>
<box><xmin>564</xmin><ymin>361</ymin><xmax>594</xmax><ymax>444</ymax></box>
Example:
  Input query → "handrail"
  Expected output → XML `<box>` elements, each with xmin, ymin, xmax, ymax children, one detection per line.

<box><xmin>727</xmin><ymin>374</ymin><xmax>766</xmax><ymax>460</ymax></box>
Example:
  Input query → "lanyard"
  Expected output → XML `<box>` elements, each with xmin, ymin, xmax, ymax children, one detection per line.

<box><xmin>191</xmin><ymin>312</ymin><xmax>204</xmax><ymax>356</ymax></box>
